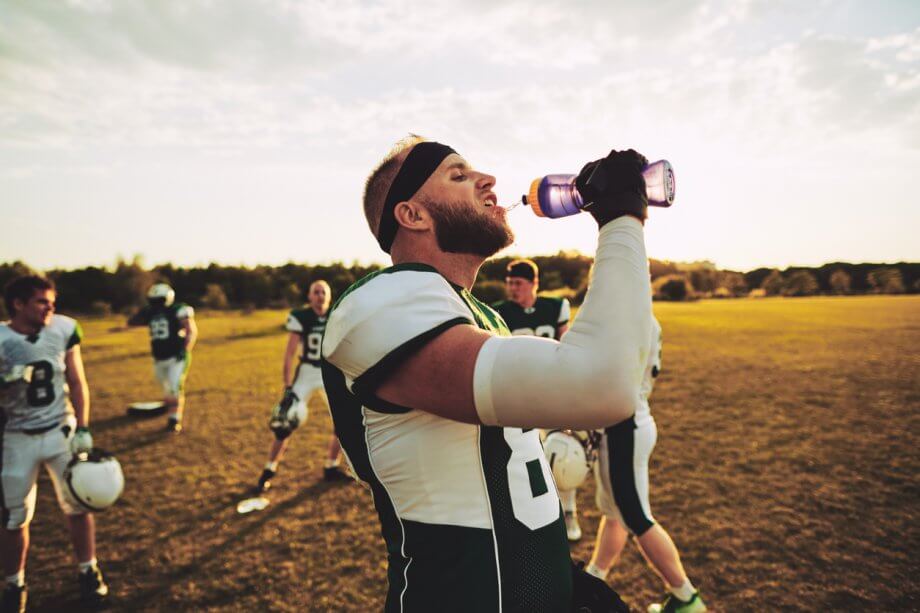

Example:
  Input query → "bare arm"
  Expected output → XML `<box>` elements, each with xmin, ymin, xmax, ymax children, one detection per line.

<box><xmin>555</xmin><ymin>322</ymin><xmax>570</xmax><ymax>339</ymax></box>
<box><xmin>376</xmin><ymin>324</ymin><xmax>491</xmax><ymax>424</ymax></box>
<box><xmin>64</xmin><ymin>345</ymin><xmax>90</xmax><ymax>428</ymax></box>
<box><xmin>282</xmin><ymin>332</ymin><xmax>301</xmax><ymax>388</ymax></box>
<box><xmin>182</xmin><ymin>317</ymin><xmax>198</xmax><ymax>353</ymax></box>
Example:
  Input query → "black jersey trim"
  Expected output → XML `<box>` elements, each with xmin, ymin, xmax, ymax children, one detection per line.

<box><xmin>0</xmin><ymin>412</ymin><xmax>7</xmax><ymax>528</ymax></box>
<box><xmin>350</xmin><ymin>317</ymin><xmax>472</xmax><ymax>415</ymax></box>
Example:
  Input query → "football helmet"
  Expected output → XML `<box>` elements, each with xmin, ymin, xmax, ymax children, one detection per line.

<box><xmin>64</xmin><ymin>449</ymin><xmax>125</xmax><ymax>512</ymax></box>
<box><xmin>269</xmin><ymin>388</ymin><xmax>306</xmax><ymax>440</ymax></box>
<box><xmin>543</xmin><ymin>430</ymin><xmax>591</xmax><ymax>490</ymax></box>
<box><xmin>147</xmin><ymin>283</ymin><xmax>175</xmax><ymax>307</ymax></box>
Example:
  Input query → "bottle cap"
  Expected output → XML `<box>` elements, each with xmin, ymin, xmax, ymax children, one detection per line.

<box><xmin>527</xmin><ymin>178</ymin><xmax>546</xmax><ymax>218</ymax></box>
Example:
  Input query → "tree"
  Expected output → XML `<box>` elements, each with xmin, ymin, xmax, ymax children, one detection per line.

<box><xmin>868</xmin><ymin>268</ymin><xmax>905</xmax><ymax>294</ymax></box>
<box><xmin>783</xmin><ymin>271</ymin><xmax>819</xmax><ymax>297</ymax></box>
<box><xmin>760</xmin><ymin>270</ymin><xmax>784</xmax><ymax>296</ymax></box>
<box><xmin>829</xmin><ymin>269</ymin><xmax>851</xmax><ymax>295</ymax></box>
<box><xmin>202</xmin><ymin>284</ymin><xmax>229</xmax><ymax>310</ymax></box>
<box><xmin>653</xmin><ymin>275</ymin><xmax>693</xmax><ymax>301</ymax></box>
<box><xmin>473</xmin><ymin>280</ymin><xmax>505</xmax><ymax>305</ymax></box>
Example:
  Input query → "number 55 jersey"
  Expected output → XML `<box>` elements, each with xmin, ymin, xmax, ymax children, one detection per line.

<box><xmin>322</xmin><ymin>264</ymin><xmax>571</xmax><ymax>613</ymax></box>
<box><xmin>0</xmin><ymin>315</ymin><xmax>82</xmax><ymax>432</ymax></box>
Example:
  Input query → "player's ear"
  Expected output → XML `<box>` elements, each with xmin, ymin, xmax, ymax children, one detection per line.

<box><xmin>393</xmin><ymin>200</ymin><xmax>432</xmax><ymax>232</ymax></box>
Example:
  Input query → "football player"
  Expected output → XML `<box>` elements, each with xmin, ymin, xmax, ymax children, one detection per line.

<box><xmin>491</xmin><ymin>259</ymin><xmax>586</xmax><ymax>542</ymax></box>
<box><xmin>321</xmin><ymin>136</ymin><xmax>655</xmax><ymax>611</ymax></box>
<box><xmin>127</xmin><ymin>283</ymin><xmax>198</xmax><ymax>433</ymax></box>
<box><xmin>0</xmin><ymin>275</ymin><xmax>109</xmax><ymax>611</ymax></box>
<box><xmin>585</xmin><ymin>318</ymin><xmax>707</xmax><ymax>613</ymax></box>
<box><xmin>254</xmin><ymin>280</ymin><xmax>347</xmax><ymax>494</ymax></box>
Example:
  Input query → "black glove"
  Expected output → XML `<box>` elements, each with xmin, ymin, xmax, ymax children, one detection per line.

<box><xmin>570</xmin><ymin>561</ymin><xmax>630</xmax><ymax>613</ymax></box>
<box><xmin>575</xmin><ymin>149</ymin><xmax>648</xmax><ymax>228</ymax></box>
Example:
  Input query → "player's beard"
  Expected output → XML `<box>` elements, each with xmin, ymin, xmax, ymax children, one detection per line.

<box><xmin>421</xmin><ymin>196</ymin><xmax>514</xmax><ymax>258</ymax></box>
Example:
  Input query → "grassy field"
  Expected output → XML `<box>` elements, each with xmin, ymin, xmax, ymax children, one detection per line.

<box><xmin>22</xmin><ymin>295</ymin><xmax>920</xmax><ymax>611</ymax></box>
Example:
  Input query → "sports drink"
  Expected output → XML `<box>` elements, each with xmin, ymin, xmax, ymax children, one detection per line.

<box><xmin>522</xmin><ymin>160</ymin><xmax>675</xmax><ymax>219</ymax></box>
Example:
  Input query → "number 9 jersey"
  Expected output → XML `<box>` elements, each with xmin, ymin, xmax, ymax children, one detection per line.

<box><xmin>0</xmin><ymin>315</ymin><xmax>82</xmax><ymax>432</ymax></box>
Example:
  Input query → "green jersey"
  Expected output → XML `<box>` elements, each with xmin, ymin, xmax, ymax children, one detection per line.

<box><xmin>492</xmin><ymin>296</ymin><xmax>571</xmax><ymax>340</ymax></box>
<box><xmin>132</xmin><ymin>303</ymin><xmax>194</xmax><ymax>360</ymax></box>
<box><xmin>284</xmin><ymin>308</ymin><xmax>327</xmax><ymax>367</ymax></box>
<box><xmin>322</xmin><ymin>263</ymin><xmax>571</xmax><ymax>613</ymax></box>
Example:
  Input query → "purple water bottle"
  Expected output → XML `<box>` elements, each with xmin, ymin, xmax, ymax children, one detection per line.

<box><xmin>524</xmin><ymin>160</ymin><xmax>675</xmax><ymax>219</ymax></box>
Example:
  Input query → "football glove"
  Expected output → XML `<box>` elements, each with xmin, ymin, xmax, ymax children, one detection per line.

<box><xmin>269</xmin><ymin>387</ymin><xmax>302</xmax><ymax>440</ymax></box>
<box><xmin>575</xmin><ymin>149</ymin><xmax>649</xmax><ymax>228</ymax></box>
<box><xmin>70</xmin><ymin>427</ymin><xmax>94</xmax><ymax>455</ymax></box>
<box><xmin>571</xmin><ymin>560</ymin><xmax>631</xmax><ymax>612</ymax></box>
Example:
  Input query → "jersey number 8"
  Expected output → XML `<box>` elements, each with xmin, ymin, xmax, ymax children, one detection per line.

<box><xmin>26</xmin><ymin>360</ymin><xmax>55</xmax><ymax>407</ymax></box>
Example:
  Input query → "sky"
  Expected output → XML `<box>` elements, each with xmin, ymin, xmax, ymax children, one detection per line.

<box><xmin>1</xmin><ymin>0</ymin><xmax>918</xmax><ymax>272</ymax></box>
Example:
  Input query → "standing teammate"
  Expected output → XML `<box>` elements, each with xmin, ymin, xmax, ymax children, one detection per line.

<box><xmin>492</xmin><ymin>259</ymin><xmax>587</xmax><ymax>542</ymax></box>
<box><xmin>321</xmin><ymin>136</ymin><xmax>655</xmax><ymax>611</ymax></box>
<box><xmin>586</xmin><ymin>317</ymin><xmax>707</xmax><ymax>613</ymax></box>
<box><xmin>254</xmin><ymin>280</ymin><xmax>347</xmax><ymax>493</ymax></box>
<box><xmin>127</xmin><ymin>283</ymin><xmax>197</xmax><ymax>433</ymax></box>
<box><xmin>0</xmin><ymin>275</ymin><xmax>109</xmax><ymax>611</ymax></box>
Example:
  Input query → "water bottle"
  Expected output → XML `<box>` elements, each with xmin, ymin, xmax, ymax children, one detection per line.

<box><xmin>522</xmin><ymin>160</ymin><xmax>675</xmax><ymax>219</ymax></box>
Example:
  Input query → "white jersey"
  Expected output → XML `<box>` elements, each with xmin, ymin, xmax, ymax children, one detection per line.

<box><xmin>0</xmin><ymin>315</ymin><xmax>81</xmax><ymax>432</ymax></box>
<box><xmin>322</xmin><ymin>264</ymin><xmax>571</xmax><ymax>612</ymax></box>
<box><xmin>634</xmin><ymin>316</ymin><xmax>662</xmax><ymax>428</ymax></box>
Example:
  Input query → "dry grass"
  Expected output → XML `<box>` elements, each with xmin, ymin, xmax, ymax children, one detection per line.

<box><xmin>22</xmin><ymin>296</ymin><xmax>920</xmax><ymax>611</ymax></box>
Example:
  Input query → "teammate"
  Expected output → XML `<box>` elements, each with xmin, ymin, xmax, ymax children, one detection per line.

<box><xmin>254</xmin><ymin>280</ymin><xmax>347</xmax><ymax>493</ymax></box>
<box><xmin>0</xmin><ymin>275</ymin><xmax>109</xmax><ymax>611</ymax></box>
<box><xmin>321</xmin><ymin>136</ymin><xmax>654</xmax><ymax>611</ymax></box>
<box><xmin>491</xmin><ymin>259</ymin><xmax>586</xmax><ymax>542</ymax></box>
<box><xmin>127</xmin><ymin>283</ymin><xmax>197</xmax><ymax>433</ymax></box>
<box><xmin>586</xmin><ymin>318</ymin><xmax>707</xmax><ymax>613</ymax></box>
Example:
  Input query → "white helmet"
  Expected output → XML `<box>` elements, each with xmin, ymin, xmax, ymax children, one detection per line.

<box><xmin>147</xmin><ymin>283</ymin><xmax>175</xmax><ymax>306</ymax></box>
<box><xmin>64</xmin><ymin>449</ymin><xmax>125</xmax><ymax>512</ymax></box>
<box><xmin>269</xmin><ymin>388</ymin><xmax>306</xmax><ymax>440</ymax></box>
<box><xmin>543</xmin><ymin>430</ymin><xmax>591</xmax><ymax>490</ymax></box>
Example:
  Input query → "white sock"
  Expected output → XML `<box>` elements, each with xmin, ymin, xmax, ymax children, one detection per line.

<box><xmin>265</xmin><ymin>461</ymin><xmax>279</xmax><ymax>472</ymax></box>
<box><xmin>559</xmin><ymin>489</ymin><xmax>577</xmax><ymax>514</ymax></box>
<box><xmin>669</xmin><ymin>579</ymin><xmax>696</xmax><ymax>602</ymax></box>
<box><xmin>5</xmin><ymin>571</ymin><xmax>24</xmax><ymax>588</ymax></box>
<box><xmin>323</xmin><ymin>459</ymin><xmax>340</xmax><ymax>469</ymax></box>
<box><xmin>585</xmin><ymin>563</ymin><xmax>607</xmax><ymax>580</ymax></box>
<box><xmin>78</xmin><ymin>558</ymin><xmax>98</xmax><ymax>574</ymax></box>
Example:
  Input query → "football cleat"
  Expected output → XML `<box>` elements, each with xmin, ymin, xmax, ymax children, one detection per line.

<box><xmin>564</xmin><ymin>510</ymin><xmax>582</xmax><ymax>542</ymax></box>
<box><xmin>165</xmin><ymin>418</ymin><xmax>182</xmax><ymax>433</ymax></box>
<box><xmin>78</xmin><ymin>565</ymin><xmax>109</xmax><ymax>605</ymax></box>
<box><xmin>256</xmin><ymin>468</ymin><xmax>276</xmax><ymax>494</ymax></box>
<box><xmin>0</xmin><ymin>583</ymin><xmax>26</xmax><ymax>613</ymax></box>
<box><xmin>647</xmin><ymin>591</ymin><xmax>706</xmax><ymax>613</ymax></box>
<box><xmin>323</xmin><ymin>466</ymin><xmax>350</xmax><ymax>483</ymax></box>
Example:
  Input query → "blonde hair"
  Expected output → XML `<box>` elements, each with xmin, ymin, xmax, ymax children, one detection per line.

<box><xmin>363</xmin><ymin>134</ymin><xmax>427</xmax><ymax>238</ymax></box>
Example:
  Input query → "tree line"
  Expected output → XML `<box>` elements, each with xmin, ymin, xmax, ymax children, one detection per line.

<box><xmin>0</xmin><ymin>255</ymin><xmax>916</xmax><ymax>318</ymax></box>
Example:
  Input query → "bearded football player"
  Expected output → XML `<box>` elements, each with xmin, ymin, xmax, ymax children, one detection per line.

<box><xmin>321</xmin><ymin>135</ymin><xmax>656</xmax><ymax>612</ymax></box>
<box><xmin>127</xmin><ymin>283</ymin><xmax>198</xmax><ymax>433</ymax></box>
<box><xmin>253</xmin><ymin>280</ymin><xmax>347</xmax><ymax>494</ymax></box>
<box><xmin>492</xmin><ymin>259</ymin><xmax>589</xmax><ymax>542</ymax></box>
<box><xmin>0</xmin><ymin>276</ymin><xmax>109</xmax><ymax>611</ymax></box>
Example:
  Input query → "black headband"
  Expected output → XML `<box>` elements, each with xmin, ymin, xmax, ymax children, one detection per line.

<box><xmin>376</xmin><ymin>141</ymin><xmax>457</xmax><ymax>253</ymax></box>
<box><xmin>506</xmin><ymin>261</ymin><xmax>537</xmax><ymax>282</ymax></box>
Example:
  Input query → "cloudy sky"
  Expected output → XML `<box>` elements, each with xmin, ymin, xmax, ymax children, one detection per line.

<box><xmin>1</xmin><ymin>0</ymin><xmax>918</xmax><ymax>271</ymax></box>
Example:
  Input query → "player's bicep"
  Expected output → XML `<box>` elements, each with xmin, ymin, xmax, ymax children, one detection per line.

<box><xmin>375</xmin><ymin>324</ymin><xmax>490</xmax><ymax>424</ymax></box>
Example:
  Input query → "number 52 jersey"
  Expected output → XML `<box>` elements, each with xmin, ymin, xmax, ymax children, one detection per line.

<box><xmin>322</xmin><ymin>264</ymin><xmax>571</xmax><ymax>613</ymax></box>
<box><xmin>0</xmin><ymin>315</ymin><xmax>82</xmax><ymax>432</ymax></box>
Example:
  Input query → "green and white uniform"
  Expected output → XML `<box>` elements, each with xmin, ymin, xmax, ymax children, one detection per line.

<box><xmin>594</xmin><ymin>316</ymin><xmax>662</xmax><ymax>536</ymax></box>
<box><xmin>134</xmin><ymin>303</ymin><xmax>194</xmax><ymax>397</ymax></box>
<box><xmin>0</xmin><ymin>315</ymin><xmax>84</xmax><ymax>528</ymax></box>
<box><xmin>322</xmin><ymin>264</ymin><xmax>571</xmax><ymax>613</ymax></box>
<box><xmin>285</xmin><ymin>308</ymin><xmax>327</xmax><ymax>411</ymax></box>
<box><xmin>491</xmin><ymin>297</ymin><xmax>570</xmax><ymax>340</ymax></box>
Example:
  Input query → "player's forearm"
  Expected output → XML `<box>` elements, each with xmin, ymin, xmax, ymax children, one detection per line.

<box><xmin>184</xmin><ymin>322</ymin><xmax>198</xmax><ymax>352</ymax></box>
<box><xmin>70</xmin><ymin>379</ymin><xmax>90</xmax><ymax>427</ymax></box>
<box><xmin>282</xmin><ymin>359</ymin><xmax>294</xmax><ymax>388</ymax></box>
<box><xmin>474</xmin><ymin>217</ymin><xmax>651</xmax><ymax>429</ymax></box>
